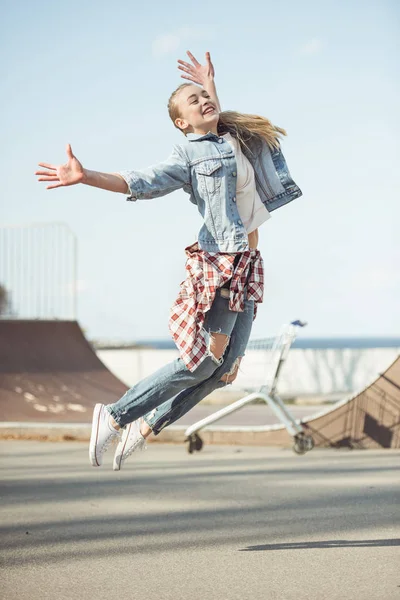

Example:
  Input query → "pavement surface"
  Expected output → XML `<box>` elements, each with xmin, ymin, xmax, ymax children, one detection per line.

<box><xmin>1</xmin><ymin>441</ymin><xmax>399</xmax><ymax>600</ymax></box>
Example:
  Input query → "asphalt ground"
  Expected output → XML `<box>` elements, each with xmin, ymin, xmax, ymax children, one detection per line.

<box><xmin>1</xmin><ymin>441</ymin><xmax>399</xmax><ymax>600</ymax></box>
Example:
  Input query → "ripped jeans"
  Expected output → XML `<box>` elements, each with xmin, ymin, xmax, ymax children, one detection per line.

<box><xmin>106</xmin><ymin>288</ymin><xmax>254</xmax><ymax>432</ymax></box>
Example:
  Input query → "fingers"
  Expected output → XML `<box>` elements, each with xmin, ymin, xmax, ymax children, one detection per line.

<box><xmin>177</xmin><ymin>60</ymin><xmax>194</xmax><ymax>72</ymax></box>
<box><xmin>35</xmin><ymin>169</ymin><xmax>57</xmax><ymax>176</ymax></box>
<box><xmin>178</xmin><ymin>63</ymin><xmax>201</xmax><ymax>83</ymax></box>
<box><xmin>186</xmin><ymin>50</ymin><xmax>200</xmax><ymax>66</ymax></box>
<box><xmin>66</xmin><ymin>143</ymin><xmax>74</xmax><ymax>160</ymax></box>
<box><xmin>37</xmin><ymin>162</ymin><xmax>57</xmax><ymax>170</ymax></box>
<box><xmin>46</xmin><ymin>183</ymin><xmax>62</xmax><ymax>190</ymax></box>
<box><xmin>37</xmin><ymin>175</ymin><xmax>60</xmax><ymax>182</ymax></box>
<box><xmin>178</xmin><ymin>64</ymin><xmax>194</xmax><ymax>75</ymax></box>
<box><xmin>180</xmin><ymin>74</ymin><xmax>199</xmax><ymax>83</ymax></box>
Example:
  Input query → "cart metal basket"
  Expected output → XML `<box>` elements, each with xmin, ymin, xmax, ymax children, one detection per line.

<box><xmin>185</xmin><ymin>320</ymin><xmax>315</xmax><ymax>455</ymax></box>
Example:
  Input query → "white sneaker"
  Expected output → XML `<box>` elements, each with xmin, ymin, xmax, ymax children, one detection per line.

<box><xmin>113</xmin><ymin>419</ymin><xmax>147</xmax><ymax>471</ymax></box>
<box><xmin>89</xmin><ymin>403</ymin><xmax>120</xmax><ymax>467</ymax></box>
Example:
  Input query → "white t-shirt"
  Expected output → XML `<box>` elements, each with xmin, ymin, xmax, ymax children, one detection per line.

<box><xmin>222</xmin><ymin>132</ymin><xmax>271</xmax><ymax>233</ymax></box>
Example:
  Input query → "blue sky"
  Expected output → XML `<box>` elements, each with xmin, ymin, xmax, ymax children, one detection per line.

<box><xmin>1</xmin><ymin>0</ymin><xmax>399</xmax><ymax>340</ymax></box>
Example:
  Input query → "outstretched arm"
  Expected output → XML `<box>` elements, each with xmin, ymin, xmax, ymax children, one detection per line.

<box><xmin>35</xmin><ymin>144</ymin><xmax>190</xmax><ymax>200</ymax></box>
<box><xmin>177</xmin><ymin>51</ymin><xmax>221</xmax><ymax>112</ymax></box>
<box><xmin>35</xmin><ymin>144</ymin><xmax>128</xmax><ymax>193</ymax></box>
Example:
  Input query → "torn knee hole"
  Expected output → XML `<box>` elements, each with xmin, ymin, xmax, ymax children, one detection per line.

<box><xmin>220</xmin><ymin>357</ymin><xmax>242</xmax><ymax>383</ymax></box>
<box><xmin>208</xmin><ymin>332</ymin><xmax>230</xmax><ymax>363</ymax></box>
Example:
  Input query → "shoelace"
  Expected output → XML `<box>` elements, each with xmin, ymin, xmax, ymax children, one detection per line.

<box><xmin>124</xmin><ymin>434</ymin><xmax>147</xmax><ymax>459</ymax></box>
<box><xmin>100</xmin><ymin>428</ymin><xmax>121</xmax><ymax>454</ymax></box>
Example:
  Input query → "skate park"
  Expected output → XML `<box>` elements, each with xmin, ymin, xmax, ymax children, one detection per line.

<box><xmin>1</xmin><ymin>315</ymin><xmax>399</xmax><ymax>600</ymax></box>
<box><xmin>1</xmin><ymin>222</ymin><xmax>399</xmax><ymax>600</ymax></box>
<box><xmin>2</xmin><ymin>2</ymin><xmax>399</xmax><ymax>597</ymax></box>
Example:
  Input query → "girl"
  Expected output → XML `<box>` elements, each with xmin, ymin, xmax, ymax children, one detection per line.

<box><xmin>35</xmin><ymin>51</ymin><xmax>302</xmax><ymax>470</ymax></box>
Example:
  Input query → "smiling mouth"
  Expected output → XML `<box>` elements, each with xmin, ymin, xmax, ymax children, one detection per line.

<box><xmin>202</xmin><ymin>106</ymin><xmax>216</xmax><ymax>116</ymax></box>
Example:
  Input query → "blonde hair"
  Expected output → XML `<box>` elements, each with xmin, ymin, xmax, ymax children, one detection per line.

<box><xmin>168</xmin><ymin>83</ymin><xmax>287</xmax><ymax>151</ymax></box>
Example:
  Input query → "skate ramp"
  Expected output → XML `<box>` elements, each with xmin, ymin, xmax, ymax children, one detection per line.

<box><xmin>301</xmin><ymin>355</ymin><xmax>400</xmax><ymax>448</ymax></box>
<box><xmin>0</xmin><ymin>320</ymin><xmax>128</xmax><ymax>422</ymax></box>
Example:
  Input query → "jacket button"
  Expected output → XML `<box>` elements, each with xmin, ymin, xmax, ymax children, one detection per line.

<box><xmin>218</xmin><ymin>139</ymin><xmax>223</xmax><ymax>143</ymax></box>
<box><xmin>232</xmin><ymin>171</ymin><xmax>237</xmax><ymax>177</ymax></box>
<box><xmin>232</xmin><ymin>197</ymin><xmax>236</xmax><ymax>203</ymax></box>
<box><xmin>238</xmin><ymin>220</ymin><xmax>242</xmax><ymax>226</ymax></box>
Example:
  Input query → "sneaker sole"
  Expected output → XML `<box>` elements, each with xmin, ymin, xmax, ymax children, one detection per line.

<box><xmin>89</xmin><ymin>403</ymin><xmax>103</xmax><ymax>467</ymax></box>
<box><xmin>113</xmin><ymin>422</ymin><xmax>132</xmax><ymax>471</ymax></box>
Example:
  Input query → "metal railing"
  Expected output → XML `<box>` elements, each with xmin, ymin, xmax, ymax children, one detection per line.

<box><xmin>0</xmin><ymin>222</ymin><xmax>77</xmax><ymax>320</ymax></box>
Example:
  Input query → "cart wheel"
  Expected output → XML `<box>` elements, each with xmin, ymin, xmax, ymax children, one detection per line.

<box><xmin>187</xmin><ymin>437</ymin><xmax>195</xmax><ymax>454</ymax></box>
<box><xmin>186</xmin><ymin>433</ymin><xmax>203</xmax><ymax>454</ymax></box>
<box><xmin>304</xmin><ymin>435</ymin><xmax>315</xmax><ymax>451</ymax></box>
<box><xmin>293</xmin><ymin>439</ymin><xmax>307</xmax><ymax>455</ymax></box>
<box><xmin>293</xmin><ymin>434</ymin><xmax>315</xmax><ymax>455</ymax></box>
<box><xmin>194</xmin><ymin>433</ymin><xmax>203</xmax><ymax>452</ymax></box>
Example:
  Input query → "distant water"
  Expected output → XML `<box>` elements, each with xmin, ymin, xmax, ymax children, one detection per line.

<box><xmin>134</xmin><ymin>337</ymin><xmax>400</xmax><ymax>350</ymax></box>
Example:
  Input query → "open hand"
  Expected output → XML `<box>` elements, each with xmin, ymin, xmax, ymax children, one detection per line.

<box><xmin>177</xmin><ymin>50</ymin><xmax>215</xmax><ymax>86</ymax></box>
<box><xmin>35</xmin><ymin>144</ymin><xmax>84</xmax><ymax>190</ymax></box>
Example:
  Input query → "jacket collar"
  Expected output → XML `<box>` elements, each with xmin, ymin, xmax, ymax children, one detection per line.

<box><xmin>186</xmin><ymin>131</ymin><xmax>220</xmax><ymax>142</ymax></box>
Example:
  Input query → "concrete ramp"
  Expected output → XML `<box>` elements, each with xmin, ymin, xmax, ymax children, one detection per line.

<box><xmin>302</xmin><ymin>354</ymin><xmax>400</xmax><ymax>448</ymax></box>
<box><xmin>0</xmin><ymin>320</ymin><xmax>128</xmax><ymax>422</ymax></box>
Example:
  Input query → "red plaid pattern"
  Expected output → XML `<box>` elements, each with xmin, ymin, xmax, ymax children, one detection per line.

<box><xmin>169</xmin><ymin>242</ymin><xmax>264</xmax><ymax>372</ymax></box>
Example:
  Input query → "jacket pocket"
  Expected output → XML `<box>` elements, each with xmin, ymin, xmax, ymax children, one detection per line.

<box><xmin>195</xmin><ymin>159</ymin><xmax>222</xmax><ymax>176</ymax></box>
<box><xmin>194</xmin><ymin>159</ymin><xmax>223</xmax><ymax>197</ymax></box>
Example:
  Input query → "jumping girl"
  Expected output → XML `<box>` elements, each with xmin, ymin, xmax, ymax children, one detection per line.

<box><xmin>35</xmin><ymin>51</ymin><xmax>302</xmax><ymax>470</ymax></box>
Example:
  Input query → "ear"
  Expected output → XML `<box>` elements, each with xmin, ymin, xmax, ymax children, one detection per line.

<box><xmin>175</xmin><ymin>117</ymin><xmax>189</xmax><ymax>132</ymax></box>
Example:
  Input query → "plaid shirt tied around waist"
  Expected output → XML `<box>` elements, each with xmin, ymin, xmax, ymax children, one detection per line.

<box><xmin>169</xmin><ymin>242</ymin><xmax>264</xmax><ymax>372</ymax></box>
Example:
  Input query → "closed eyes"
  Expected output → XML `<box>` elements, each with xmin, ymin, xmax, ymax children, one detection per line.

<box><xmin>189</xmin><ymin>93</ymin><xmax>211</xmax><ymax>105</ymax></box>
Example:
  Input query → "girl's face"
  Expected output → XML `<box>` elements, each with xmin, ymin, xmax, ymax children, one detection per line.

<box><xmin>174</xmin><ymin>85</ymin><xmax>219</xmax><ymax>135</ymax></box>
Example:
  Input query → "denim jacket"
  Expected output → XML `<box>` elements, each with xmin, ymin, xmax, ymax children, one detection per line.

<box><xmin>119</xmin><ymin>131</ymin><xmax>302</xmax><ymax>253</ymax></box>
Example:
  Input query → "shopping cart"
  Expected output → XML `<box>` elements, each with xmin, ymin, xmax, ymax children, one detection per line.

<box><xmin>184</xmin><ymin>320</ymin><xmax>315</xmax><ymax>455</ymax></box>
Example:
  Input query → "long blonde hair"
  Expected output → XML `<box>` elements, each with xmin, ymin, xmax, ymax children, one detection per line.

<box><xmin>168</xmin><ymin>83</ymin><xmax>287</xmax><ymax>151</ymax></box>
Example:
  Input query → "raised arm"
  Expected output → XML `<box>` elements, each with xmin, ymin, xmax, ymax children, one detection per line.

<box><xmin>177</xmin><ymin>51</ymin><xmax>221</xmax><ymax>112</ymax></box>
<box><xmin>35</xmin><ymin>144</ymin><xmax>128</xmax><ymax>193</ymax></box>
